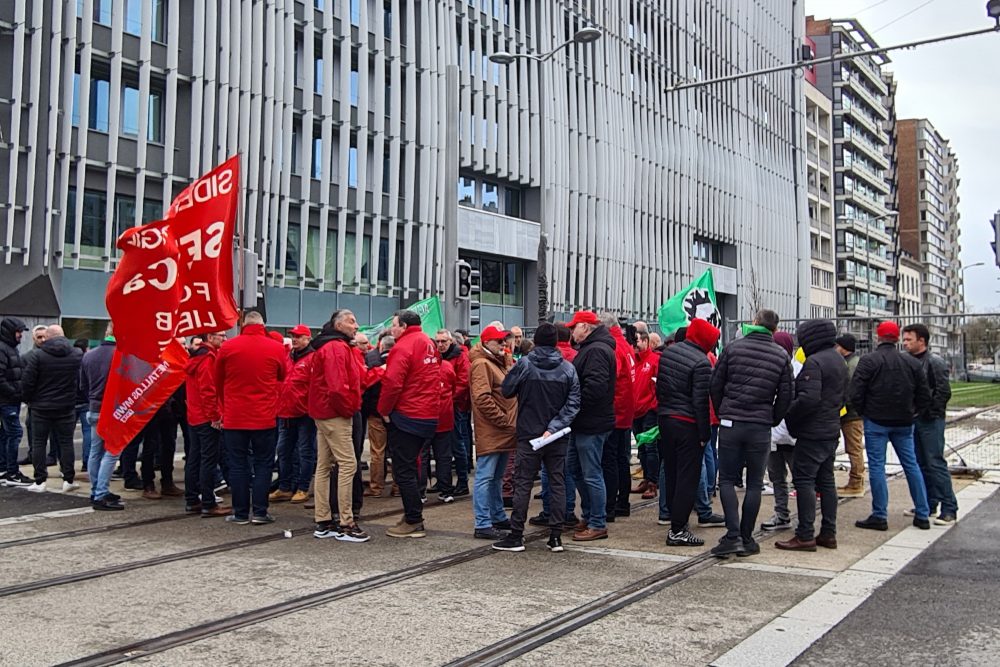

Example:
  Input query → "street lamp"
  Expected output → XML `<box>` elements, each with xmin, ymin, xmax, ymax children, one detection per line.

<box><xmin>989</xmin><ymin>0</ymin><xmax>1000</xmax><ymax>27</ymax></box>
<box><xmin>489</xmin><ymin>27</ymin><xmax>602</xmax><ymax>64</ymax></box>
<box><xmin>837</xmin><ymin>211</ymin><xmax>898</xmax><ymax>317</ymax></box>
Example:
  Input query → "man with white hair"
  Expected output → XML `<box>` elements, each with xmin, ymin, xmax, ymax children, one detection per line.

<box><xmin>20</xmin><ymin>325</ymin><xmax>84</xmax><ymax>492</ymax></box>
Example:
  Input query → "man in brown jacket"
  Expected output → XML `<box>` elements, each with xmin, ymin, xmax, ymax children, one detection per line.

<box><xmin>470</xmin><ymin>325</ymin><xmax>518</xmax><ymax>539</ymax></box>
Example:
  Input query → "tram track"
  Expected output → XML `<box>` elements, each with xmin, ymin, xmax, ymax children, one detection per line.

<box><xmin>0</xmin><ymin>513</ymin><xmax>196</xmax><ymax>551</ymax></box>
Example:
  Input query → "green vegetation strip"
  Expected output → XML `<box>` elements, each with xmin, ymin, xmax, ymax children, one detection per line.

<box><xmin>948</xmin><ymin>382</ymin><xmax>1000</xmax><ymax>407</ymax></box>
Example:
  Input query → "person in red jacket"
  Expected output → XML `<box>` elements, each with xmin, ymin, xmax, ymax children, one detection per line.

<box><xmin>377</xmin><ymin>309</ymin><xmax>441</xmax><ymax>538</ymax></box>
<box><xmin>605</xmin><ymin>315</ymin><xmax>637</xmax><ymax>520</ymax></box>
<box><xmin>419</xmin><ymin>356</ymin><xmax>457</xmax><ymax>503</ymax></box>
<box><xmin>271</xmin><ymin>324</ymin><xmax>316</xmax><ymax>504</ymax></box>
<box><xmin>183</xmin><ymin>330</ymin><xmax>231</xmax><ymax>517</ymax></box>
<box><xmin>556</xmin><ymin>324</ymin><xmax>577</xmax><ymax>362</ymax></box>
<box><xmin>307</xmin><ymin>310</ymin><xmax>369</xmax><ymax>543</ymax></box>
<box><xmin>437</xmin><ymin>329</ymin><xmax>471</xmax><ymax>495</ymax></box>
<box><xmin>215</xmin><ymin>311</ymin><xmax>287</xmax><ymax>525</ymax></box>
<box><xmin>632</xmin><ymin>331</ymin><xmax>661</xmax><ymax>499</ymax></box>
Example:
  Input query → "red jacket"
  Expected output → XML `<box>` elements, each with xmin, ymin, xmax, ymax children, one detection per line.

<box><xmin>708</xmin><ymin>350</ymin><xmax>719</xmax><ymax>426</ymax></box>
<box><xmin>185</xmin><ymin>347</ymin><xmax>220</xmax><ymax>426</ymax></box>
<box><xmin>215</xmin><ymin>324</ymin><xmax>287</xmax><ymax>429</ymax></box>
<box><xmin>437</xmin><ymin>359</ymin><xmax>457</xmax><ymax>433</ymax></box>
<box><xmin>633</xmin><ymin>348</ymin><xmax>660</xmax><ymax>418</ymax></box>
<box><xmin>611</xmin><ymin>326</ymin><xmax>637</xmax><ymax>428</ymax></box>
<box><xmin>557</xmin><ymin>341</ymin><xmax>578</xmax><ymax>362</ymax></box>
<box><xmin>442</xmin><ymin>344</ymin><xmax>471</xmax><ymax>413</ymax></box>
<box><xmin>377</xmin><ymin>326</ymin><xmax>441</xmax><ymax>420</ymax></box>
<box><xmin>277</xmin><ymin>349</ymin><xmax>314</xmax><ymax>419</ymax></box>
<box><xmin>308</xmin><ymin>332</ymin><xmax>362</xmax><ymax>420</ymax></box>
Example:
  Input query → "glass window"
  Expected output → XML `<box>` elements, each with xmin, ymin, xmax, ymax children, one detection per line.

<box><xmin>125</xmin><ymin>0</ymin><xmax>142</xmax><ymax>35</ymax></box>
<box><xmin>285</xmin><ymin>224</ymin><xmax>301</xmax><ymax>278</ymax></box>
<box><xmin>351</xmin><ymin>0</ymin><xmax>361</xmax><ymax>26</ymax></box>
<box><xmin>311</xmin><ymin>137</ymin><xmax>322</xmax><ymax>179</ymax></box>
<box><xmin>304</xmin><ymin>226</ymin><xmax>321</xmax><ymax>284</ymax></box>
<box><xmin>315</xmin><ymin>58</ymin><xmax>324</xmax><ymax>94</ymax></box>
<box><xmin>458</xmin><ymin>177</ymin><xmax>475</xmax><ymax>206</ymax></box>
<box><xmin>503</xmin><ymin>262</ymin><xmax>522</xmax><ymax>306</ymax></box>
<box><xmin>343</xmin><ymin>233</ymin><xmax>372</xmax><ymax>287</ymax></box>
<box><xmin>348</xmin><ymin>146</ymin><xmax>358</xmax><ymax>188</ymax></box>
<box><xmin>80</xmin><ymin>0</ymin><xmax>112</xmax><ymax>25</ymax></box>
<box><xmin>482</xmin><ymin>181</ymin><xmax>499</xmax><ymax>212</ymax></box>
<box><xmin>71</xmin><ymin>74</ymin><xmax>81</xmax><ymax>127</ymax></box>
<box><xmin>382</xmin><ymin>156</ymin><xmax>391</xmax><ymax>194</ymax></box>
<box><xmin>147</xmin><ymin>91</ymin><xmax>162</xmax><ymax>142</ymax></box>
<box><xmin>122</xmin><ymin>87</ymin><xmax>140</xmax><ymax>136</ymax></box>
<box><xmin>315</xmin><ymin>0</ymin><xmax>323</xmax><ymax>8</ymax></box>
<box><xmin>384</xmin><ymin>5</ymin><xmax>392</xmax><ymax>36</ymax></box>
<box><xmin>377</xmin><ymin>238</ymin><xmax>390</xmax><ymax>284</ymax></box>
<box><xmin>65</xmin><ymin>188</ymin><xmax>107</xmax><ymax>253</ymax></box>
<box><xmin>90</xmin><ymin>79</ymin><xmax>110</xmax><ymax>132</ymax></box>
<box><xmin>291</xmin><ymin>128</ymin><xmax>300</xmax><ymax>173</ymax></box>
<box><xmin>504</xmin><ymin>187</ymin><xmax>520</xmax><ymax>217</ymax></box>
<box><xmin>350</xmin><ymin>70</ymin><xmax>359</xmax><ymax>106</ymax></box>
<box><xmin>480</xmin><ymin>259</ymin><xmax>503</xmax><ymax>305</ymax></box>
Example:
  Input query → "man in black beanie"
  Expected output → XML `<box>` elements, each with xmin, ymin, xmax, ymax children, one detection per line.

<box><xmin>492</xmin><ymin>323</ymin><xmax>581</xmax><ymax>553</ymax></box>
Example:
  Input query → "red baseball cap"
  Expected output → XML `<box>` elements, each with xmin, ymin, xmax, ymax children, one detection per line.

<box><xmin>289</xmin><ymin>324</ymin><xmax>311</xmax><ymax>336</ymax></box>
<box><xmin>876</xmin><ymin>321</ymin><xmax>900</xmax><ymax>341</ymax></box>
<box><xmin>480</xmin><ymin>325</ymin><xmax>508</xmax><ymax>343</ymax></box>
<box><xmin>566</xmin><ymin>310</ymin><xmax>600</xmax><ymax>328</ymax></box>
<box><xmin>268</xmin><ymin>331</ymin><xmax>285</xmax><ymax>343</ymax></box>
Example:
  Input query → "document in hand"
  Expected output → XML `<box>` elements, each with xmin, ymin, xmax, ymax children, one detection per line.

<box><xmin>530</xmin><ymin>427</ymin><xmax>572</xmax><ymax>451</ymax></box>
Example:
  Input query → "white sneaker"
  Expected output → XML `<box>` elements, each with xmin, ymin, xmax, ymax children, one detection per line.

<box><xmin>762</xmin><ymin>484</ymin><xmax>774</xmax><ymax>496</ymax></box>
<box><xmin>214</xmin><ymin>494</ymin><xmax>223</xmax><ymax>504</ymax></box>
<box><xmin>62</xmin><ymin>481</ymin><xmax>80</xmax><ymax>493</ymax></box>
<box><xmin>26</xmin><ymin>482</ymin><xmax>46</xmax><ymax>493</ymax></box>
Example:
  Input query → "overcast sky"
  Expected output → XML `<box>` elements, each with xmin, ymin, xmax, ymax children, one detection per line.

<box><xmin>806</xmin><ymin>0</ymin><xmax>1000</xmax><ymax>311</ymax></box>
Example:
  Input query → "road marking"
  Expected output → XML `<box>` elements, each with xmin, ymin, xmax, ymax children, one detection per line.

<box><xmin>719</xmin><ymin>561</ymin><xmax>838</xmax><ymax>580</ymax></box>
<box><xmin>0</xmin><ymin>506</ymin><xmax>94</xmax><ymax>527</ymax></box>
<box><xmin>565</xmin><ymin>544</ymin><xmax>690</xmax><ymax>563</ymax></box>
<box><xmin>711</xmin><ymin>472</ymin><xmax>1000</xmax><ymax>667</ymax></box>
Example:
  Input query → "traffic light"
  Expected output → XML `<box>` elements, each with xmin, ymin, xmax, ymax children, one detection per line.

<box><xmin>456</xmin><ymin>260</ymin><xmax>473</xmax><ymax>300</ymax></box>
<box><xmin>469</xmin><ymin>267</ymin><xmax>481</xmax><ymax>327</ymax></box>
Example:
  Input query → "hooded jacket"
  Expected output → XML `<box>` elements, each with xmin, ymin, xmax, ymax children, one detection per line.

<box><xmin>850</xmin><ymin>342</ymin><xmax>931</xmax><ymax>427</ymax></box>
<box><xmin>785</xmin><ymin>320</ymin><xmax>848</xmax><ymax>441</ymax></box>
<box><xmin>656</xmin><ymin>319</ymin><xmax>719</xmax><ymax>442</ymax></box>
<box><xmin>710</xmin><ymin>328</ymin><xmax>793</xmax><ymax>426</ymax></box>
<box><xmin>79</xmin><ymin>339</ymin><xmax>116</xmax><ymax>413</ymax></box>
<box><xmin>501</xmin><ymin>345</ymin><xmax>581</xmax><ymax>441</ymax></box>
<box><xmin>469</xmin><ymin>344</ymin><xmax>517</xmax><ymax>455</ymax></box>
<box><xmin>20</xmin><ymin>336</ymin><xmax>84</xmax><ymax>415</ymax></box>
<box><xmin>276</xmin><ymin>346</ymin><xmax>315</xmax><ymax>419</ymax></box>
<box><xmin>441</xmin><ymin>343</ymin><xmax>471</xmax><ymax>413</ymax></box>
<box><xmin>610</xmin><ymin>326</ymin><xmax>637</xmax><ymax>428</ymax></box>
<box><xmin>0</xmin><ymin>317</ymin><xmax>28</xmax><ymax>404</ymax></box>
<box><xmin>308</xmin><ymin>329</ymin><xmax>362</xmax><ymax>420</ymax></box>
<box><xmin>911</xmin><ymin>350</ymin><xmax>952</xmax><ymax>420</ymax></box>
<box><xmin>437</xmin><ymin>358</ymin><xmax>457</xmax><ymax>433</ymax></box>
<box><xmin>185</xmin><ymin>346</ymin><xmax>221</xmax><ymax>426</ymax></box>
<box><xmin>571</xmin><ymin>325</ymin><xmax>616</xmax><ymax>435</ymax></box>
<box><xmin>215</xmin><ymin>323</ymin><xmax>288</xmax><ymax>429</ymax></box>
<box><xmin>377</xmin><ymin>325</ymin><xmax>441</xmax><ymax>434</ymax></box>
<box><xmin>633</xmin><ymin>348</ymin><xmax>660</xmax><ymax>417</ymax></box>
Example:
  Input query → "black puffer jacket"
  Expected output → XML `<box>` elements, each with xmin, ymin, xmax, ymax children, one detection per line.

<box><xmin>501</xmin><ymin>346</ymin><xmax>581</xmax><ymax>440</ymax></box>
<box><xmin>0</xmin><ymin>317</ymin><xmax>28</xmax><ymax>404</ymax></box>
<box><xmin>850</xmin><ymin>342</ymin><xmax>930</xmax><ymax>427</ymax></box>
<box><xmin>657</xmin><ymin>341</ymin><xmax>713</xmax><ymax>442</ymax></box>
<box><xmin>911</xmin><ymin>350</ymin><xmax>951</xmax><ymax>420</ymax></box>
<box><xmin>571</xmin><ymin>325</ymin><xmax>616</xmax><ymax>434</ymax></box>
<box><xmin>785</xmin><ymin>320</ymin><xmax>848</xmax><ymax>441</ymax></box>
<box><xmin>20</xmin><ymin>336</ymin><xmax>84</xmax><ymax>415</ymax></box>
<box><xmin>710</xmin><ymin>330</ymin><xmax>793</xmax><ymax>426</ymax></box>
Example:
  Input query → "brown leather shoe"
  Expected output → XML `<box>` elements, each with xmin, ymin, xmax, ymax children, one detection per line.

<box><xmin>160</xmin><ymin>484</ymin><xmax>184</xmax><ymax>497</ymax></box>
<box><xmin>268</xmin><ymin>489</ymin><xmax>294</xmax><ymax>502</ymax></box>
<box><xmin>201</xmin><ymin>505</ymin><xmax>232</xmax><ymax>517</ymax></box>
<box><xmin>775</xmin><ymin>536</ymin><xmax>817</xmax><ymax>551</ymax></box>
<box><xmin>290</xmin><ymin>490</ymin><xmax>309</xmax><ymax>503</ymax></box>
<box><xmin>816</xmin><ymin>533</ymin><xmax>838</xmax><ymax>549</ymax></box>
<box><xmin>363</xmin><ymin>487</ymin><xmax>381</xmax><ymax>497</ymax></box>
<box><xmin>142</xmin><ymin>487</ymin><xmax>162</xmax><ymax>500</ymax></box>
<box><xmin>572</xmin><ymin>528</ymin><xmax>608</xmax><ymax>542</ymax></box>
<box><xmin>837</xmin><ymin>483</ymin><xmax>864</xmax><ymax>498</ymax></box>
<box><xmin>641</xmin><ymin>483</ymin><xmax>658</xmax><ymax>500</ymax></box>
<box><xmin>630</xmin><ymin>480</ymin><xmax>649</xmax><ymax>495</ymax></box>
<box><xmin>574</xmin><ymin>521</ymin><xmax>588</xmax><ymax>533</ymax></box>
<box><xmin>390</xmin><ymin>485</ymin><xmax>401</xmax><ymax>497</ymax></box>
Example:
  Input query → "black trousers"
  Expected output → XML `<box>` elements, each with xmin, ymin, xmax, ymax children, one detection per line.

<box><xmin>603</xmin><ymin>427</ymin><xmax>632</xmax><ymax>516</ymax></box>
<box><xmin>141</xmin><ymin>411</ymin><xmax>177</xmax><ymax>487</ymax></box>
<box><xmin>420</xmin><ymin>430</ymin><xmax>455</xmax><ymax>495</ymax></box>
<box><xmin>792</xmin><ymin>438</ymin><xmax>839</xmax><ymax>540</ymax></box>
<box><xmin>511</xmin><ymin>437</ymin><xmax>568</xmax><ymax>535</ymax></box>
<box><xmin>387</xmin><ymin>423</ymin><xmax>426</xmax><ymax>525</ymax></box>
<box><xmin>30</xmin><ymin>410</ymin><xmax>75</xmax><ymax>484</ymax></box>
<box><xmin>185</xmin><ymin>422</ymin><xmax>221</xmax><ymax>508</ymax></box>
<box><xmin>658</xmin><ymin>417</ymin><xmax>704</xmax><ymax>533</ymax></box>
<box><xmin>718</xmin><ymin>421</ymin><xmax>771</xmax><ymax>542</ymax></box>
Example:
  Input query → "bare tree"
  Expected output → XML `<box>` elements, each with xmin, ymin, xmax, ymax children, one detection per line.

<box><xmin>745</xmin><ymin>266</ymin><xmax>764</xmax><ymax>320</ymax></box>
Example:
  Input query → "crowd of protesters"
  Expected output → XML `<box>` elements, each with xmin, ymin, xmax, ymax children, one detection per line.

<box><xmin>0</xmin><ymin>308</ymin><xmax>958</xmax><ymax>554</ymax></box>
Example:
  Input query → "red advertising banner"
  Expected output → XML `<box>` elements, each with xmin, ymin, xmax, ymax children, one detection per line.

<box><xmin>98</xmin><ymin>155</ymin><xmax>242</xmax><ymax>454</ymax></box>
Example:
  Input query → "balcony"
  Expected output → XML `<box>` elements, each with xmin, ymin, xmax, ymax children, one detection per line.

<box><xmin>844</xmin><ymin>77</ymin><xmax>888</xmax><ymax>119</ymax></box>
<box><xmin>457</xmin><ymin>205</ymin><xmax>539</xmax><ymax>261</ymax></box>
<box><xmin>841</xmin><ymin>127</ymin><xmax>890</xmax><ymax>169</ymax></box>
<box><xmin>838</xmin><ymin>216</ymin><xmax>891</xmax><ymax>245</ymax></box>
<box><xmin>806</xmin><ymin>117</ymin><xmax>818</xmax><ymax>133</ymax></box>
<box><xmin>845</xmin><ymin>158</ymin><xmax>890</xmax><ymax>194</ymax></box>
<box><xmin>842</xmin><ymin>100</ymin><xmax>882</xmax><ymax>137</ymax></box>
<box><xmin>811</xmin><ymin>248</ymin><xmax>833</xmax><ymax>263</ymax></box>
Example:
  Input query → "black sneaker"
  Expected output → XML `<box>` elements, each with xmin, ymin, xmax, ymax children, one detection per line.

<box><xmin>453</xmin><ymin>485</ymin><xmax>470</xmax><ymax>497</ymax></box>
<box><xmin>711</xmin><ymin>536</ymin><xmax>745</xmax><ymax>558</ymax></box>
<box><xmin>314</xmin><ymin>522</ymin><xmax>342</xmax><ymax>539</ymax></box>
<box><xmin>761</xmin><ymin>515</ymin><xmax>792</xmax><ymax>531</ymax></box>
<box><xmin>492</xmin><ymin>533</ymin><xmax>525</xmax><ymax>552</ymax></box>
<box><xmin>546</xmin><ymin>534</ymin><xmax>564</xmax><ymax>552</ymax></box>
<box><xmin>105</xmin><ymin>492</ymin><xmax>122</xmax><ymax>502</ymax></box>
<box><xmin>698</xmin><ymin>514</ymin><xmax>726</xmax><ymax>528</ymax></box>
<box><xmin>438</xmin><ymin>493</ymin><xmax>455</xmax><ymax>504</ymax></box>
<box><xmin>111</xmin><ymin>468</ymin><xmax>124</xmax><ymax>480</ymax></box>
<box><xmin>251</xmin><ymin>514</ymin><xmax>275</xmax><ymax>525</ymax></box>
<box><xmin>336</xmin><ymin>523</ymin><xmax>371</xmax><ymax>543</ymax></box>
<box><xmin>855</xmin><ymin>515</ymin><xmax>889</xmax><ymax>531</ymax></box>
<box><xmin>533</xmin><ymin>492</ymin><xmax>544</xmax><ymax>499</ymax></box>
<box><xmin>528</xmin><ymin>512</ymin><xmax>550</xmax><ymax>527</ymax></box>
<box><xmin>737</xmin><ymin>538</ymin><xmax>760</xmax><ymax>557</ymax></box>
<box><xmin>563</xmin><ymin>513</ymin><xmax>580</xmax><ymax>528</ymax></box>
<box><xmin>913</xmin><ymin>517</ymin><xmax>931</xmax><ymax>530</ymax></box>
<box><xmin>225</xmin><ymin>515</ymin><xmax>250</xmax><ymax>525</ymax></box>
<box><xmin>184</xmin><ymin>503</ymin><xmax>203</xmax><ymax>514</ymax></box>
<box><xmin>474</xmin><ymin>527</ymin><xmax>506</xmax><ymax>540</ymax></box>
<box><xmin>123</xmin><ymin>479</ymin><xmax>145</xmax><ymax>490</ymax></box>
<box><xmin>667</xmin><ymin>529</ymin><xmax>705</xmax><ymax>546</ymax></box>
<box><xmin>92</xmin><ymin>496</ymin><xmax>125</xmax><ymax>511</ymax></box>
<box><xmin>3</xmin><ymin>471</ymin><xmax>32</xmax><ymax>487</ymax></box>
<box><xmin>493</xmin><ymin>519</ymin><xmax>512</xmax><ymax>531</ymax></box>
<box><xmin>615</xmin><ymin>507</ymin><xmax>631</xmax><ymax>518</ymax></box>
<box><xmin>502</xmin><ymin>496</ymin><xmax>514</xmax><ymax>509</ymax></box>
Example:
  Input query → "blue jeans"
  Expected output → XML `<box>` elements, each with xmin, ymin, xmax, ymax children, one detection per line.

<box><xmin>473</xmin><ymin>452</ymin><xmax>509</xmax><ymax>529</ymax></box>
<box><xmin>77</xmin><ymin>406</ymin><xmax>92</xmax><ymax>469</ymax></box>
<box><xmin>224</xmin><ymin>428</ymin><xmax>278</xmax><ymax>519</ymax></box>
<box><xmin>540</xmin><ymin>459</ymin><xmax>577</xmax><ymax>518</ymax></box>
<box><xmin>695</xmin><ymin>426</ymin><xmax>720</xmax><ymax>519</ymax></box>
<box><xmin>276</xmin><ymin>417</ymin><xmax>316</xmax><ymax>493</ymax></box>
<box><xmin>453</xmin><ymin>410</ymin><xmax>471</xmax><ymax>487</ymax></box>
<box><xmin>864</xmin><ymin>419</ymin><xmax>929</xmax><ymax>520</ymax></box>
<box><xmin>1</xmin><ymin>403</ymin><xmax>23</xmax><ymax>476</ymax></box>
<box><xmin>87</xmin><ymin>412</ymin><xmax>119</xmax><ymax>500</ymax></box>
<box><xmin>568</xmin><ymin>432</ymin><xmax>609</xmax><ymax>530</ymax></box>
<box><xmin>913</xmin><ymin>417</ymin><xmax>958</xmax><ymax>516</ymax></box>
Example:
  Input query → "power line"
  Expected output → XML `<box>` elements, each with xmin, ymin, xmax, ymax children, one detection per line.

<box><xmin>856</xmin><ymin>0</ymin><xmax>897</xmax><ymax>17</ymax></box>
<box><xmin>874</xmin><ymin>0</ymin><xmax>938</xmax><ymax>32</ymax></box>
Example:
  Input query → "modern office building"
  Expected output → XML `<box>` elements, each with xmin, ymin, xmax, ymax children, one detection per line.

<box><xmin>806</xmin><ymin>17</ymin><xmax>897</xmax><ymax>322</ymax></box>
<box><xmin>896</xmin><ymin>117</ymin><xmax>963</xmax><ymax>351</ymax></box>
<box><xmin>2</xmin><ymin>2</ymin><xmax>804</xmax><ymax>337</ymax></box>
<box><xmin>803</xmin><ymin>75</ymin><xmax>835</xmax><ymax>320</ymax></box>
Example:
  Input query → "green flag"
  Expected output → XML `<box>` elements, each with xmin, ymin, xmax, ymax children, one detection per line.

<box><xmin>657</xmin><ymin>269</ymin><xmax>721</xmax><ymax>337</ymax></box>
<box><xmin>360</xmin><ymin>295</ymin><xmax>444</xmax><ymax>339</ymax></box>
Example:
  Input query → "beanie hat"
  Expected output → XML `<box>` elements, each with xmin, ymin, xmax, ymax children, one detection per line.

<box><xmin>533</xmin><ymin>322</ymin><xmax>558</xmax><ymax>348</ymax></box>
<box><xmin>773</xmin><ymin>331</ymin><xmax>794</xmax><ymax>357</ymax></box>
<box><xmin>685</xmin><ymin>318</ymin><xmax>721</xmax><ymax>354</ymax></box>
<box><xmin>876</xmin><ymin>321</ymin><xmax>900</xmax><ymax>341</ymax></box>
<box><xmin>835</xmin><ymin>334</ymin><xmax>857</xmax><ymax>353</ymax></box>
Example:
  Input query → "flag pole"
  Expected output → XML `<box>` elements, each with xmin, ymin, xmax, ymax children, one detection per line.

<box><xmin>236</xmin><ymin>152</ymin><xmax>245</xmax><ymax>327</ymax></box>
